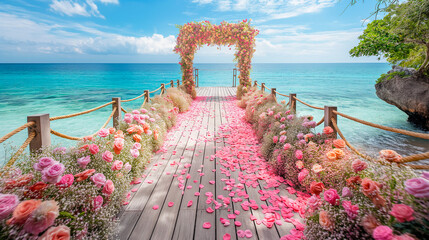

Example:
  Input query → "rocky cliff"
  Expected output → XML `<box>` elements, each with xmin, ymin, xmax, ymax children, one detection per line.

<box><xmin>375</xmin><ymin>73</ymin><xmax>429</xmax><ymax>130</ymax></box>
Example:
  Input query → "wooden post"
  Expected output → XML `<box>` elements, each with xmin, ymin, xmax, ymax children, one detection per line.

<box><xmin>271</xmin><ymin>88</ymin><xmax>277</xmax><ymax>102</ymax></box>
<box><xmin>170</xmin><ymin>80</ymin><xmax>174</xmax><ymax>88</ymax></box>
<box><xmin>324</xmin><ymin>106</ymin><xmax>338</xmax><ymax>138</ymax></box>
<box><xmin>161</xmin><ymin>84</ymin><xmax>165</xmax><ymax>94</ymax></box>
<box><xmin>144</xmin><ymin>90</ymin><xmax>149</xmax><ymax>103</ymax></box>
<box><xmin>27</xmin><ymin>114</ymin><xmax>51</xmax><ymax>152</ymax></box>
<box><xmin>261</xmin><ymin>83</ymin><xmax>265</xmax><ymax>92</ymax></box>
<box><xmin>177</xmin><ymin>79</ymin><xmax>180</xmax><ymax>86</ymax></box>
<box><xmin>194</xmin><ymin>69</ymin><xmax>199</xmax><ymax>87</ymax></box>
<box><xmin>254</xmin><ymin>81</ymin><xmax>258</xmax><ymax>87</ymax></box>
<box><xmin>112</xmin><ymin>97</ymin><xmax>121</xmax><ymax>128</ymax></box>
<box><xmin>233</xmin><ymin>68</ymin><xmax>237</xmax><ymax>87</ymax></box>
<box><xmin>289</xmin><ymin>93</ymin><xmax>296</xmax><ymax>112</ymax></box>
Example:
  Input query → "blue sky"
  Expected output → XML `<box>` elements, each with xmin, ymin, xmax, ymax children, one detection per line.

<box><xmin>0</xmin><ymin>0</ymin><xmax>385</xmax><ymax>63</ymax></box>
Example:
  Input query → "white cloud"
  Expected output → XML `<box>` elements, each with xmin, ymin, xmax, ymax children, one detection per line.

<box><xmin>49</xmin><ymin>0</ymin><xmax>118</xmax><ymax>18</ymax></box>
<box><xmin>0</xmin><ymin>12</ymin><xmax>175</xmax><ymax>56</ymax></box>
<box><xmin>193</xmin><ymin>0</ymin><xmax>337</xmax><ymax>20</ymax></box>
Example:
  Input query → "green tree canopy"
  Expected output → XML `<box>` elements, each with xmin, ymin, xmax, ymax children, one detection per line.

<box><xmin>350</xmin><ymin>0</ymin><xmax>429</xmax><ymax>74</ymax></box>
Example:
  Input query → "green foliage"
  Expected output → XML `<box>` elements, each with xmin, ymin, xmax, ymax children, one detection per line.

<box><xmin>350</xmin><ymin>0</ymin><xmax>429</xmax><ymax>74</ymax></box>
<box><xmin>376</xmin><ymin>71</ymin><xmax>407</xmax><ymax>84</ymax></box>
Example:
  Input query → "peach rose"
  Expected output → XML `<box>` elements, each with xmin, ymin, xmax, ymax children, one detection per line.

<box><xmin>326</xmin><ymin>151</ymin><xmax>337</xmax><ymax>161</ymax></box>
<box><xmin>361</xmin><ymin>178</ymin><xmax>381</xmax><ymax>198</ymax></box>
<box><xmin>115</xmin><ymin>130</ymin><xmax>124</xmax><ymax>139</ymax></box>
<box><xmin>102</xmin><ymin>180</ymin><xmax>114</xmax><ymax>195</ymax></box>
<box><xmin>7</xmin><ymin>199</ymin><xmax>41</xmax><ymax>225</ymax></box>
<box><xmin>362</xmin><ymin>215</ymin><xmax>380</xmax><ymax>235</ymax></box>
<box><xmin>379</xmin><ymin>150</ymin><xmax>402</xmax><ymax>163</ymax></box>
<box><xmin>319</xmin><ymin>211</ymin><xmax>334</xmax><ymax>231</ymax></box>
<box><xmin>346</xmin><ymin>176</ymin><xmax>362</xmax><ymax>189</ymax></box>
<box><xmin>323</xmin><ymin>126</ymin><xmax>334</xmax><ymax>135</ymax></box>
<box><xmin>38</xmin><ymin>225</ymin><xmax>70</xmax><ymax>240</ymax></box>
<box><xmin>108</xmin><ymin>127</ymin><xmax>116</xmax><ymax>134</ymax></box>
<box><xmin>74</xmin><ymin>169</ymin><xmax>96</xmax><ymax>182</ymax></box>
<box><xmin>114</xmin><ymin>138</ymin><xmax>124</xmax><ymax>155</ymax></box>
<box><xmin>333</xmin><ymin>149</ymin><xmax>345</xmax><ymax>159</ymax></box>
<box><xmin>133</xmin><ymin>134</ymin><xmax>142</xmax><ymax>143</ymax></box>
<box><xmin>333</xmin><ymin>139</ymin><xmax>345</xmax><ymax>148</ymax></box>
<box><xmin>312</xmin><ymin>164</ymin><xmax>324</xmax><ymax>173</ymax></box>
<box><xmin>295</xmin><ymin>161</ymin><xmax>304</xmax><ymax>170</ymax></box>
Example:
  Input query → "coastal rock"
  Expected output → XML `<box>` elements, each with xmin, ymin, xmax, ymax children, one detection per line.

<box><xmin>387</xmin><ymin>65</ymin><xmax>417</xmax><ymax>76</ymax></box>
<box><xmin>375</xmin><ymin>74</ymin><xmax>429</xmax><ymax>129</ymax></box>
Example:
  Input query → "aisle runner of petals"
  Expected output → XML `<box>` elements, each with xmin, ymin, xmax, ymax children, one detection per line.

<box><xmin>147</xmin><ymin>95</ymin><xmax>309</xmax><ymax>239</ymax></box>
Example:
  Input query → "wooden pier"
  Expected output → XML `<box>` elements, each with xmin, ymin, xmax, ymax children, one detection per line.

<box><xmin>117</xmin><ymin>87</ymin><xmax>299</xmax><ymax>240</ymax></box>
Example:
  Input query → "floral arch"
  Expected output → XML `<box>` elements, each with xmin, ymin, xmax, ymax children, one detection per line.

<box><xmin>174</xmin><ymin>20</ymin><xmax>259</xmax><ymax>99</ymax></box>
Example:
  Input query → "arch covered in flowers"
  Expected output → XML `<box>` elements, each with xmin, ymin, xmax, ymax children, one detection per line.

<box><xmin>174</xmin><ymin>20</ymin><xmax>259</xmax><ymax>99</ymax></box>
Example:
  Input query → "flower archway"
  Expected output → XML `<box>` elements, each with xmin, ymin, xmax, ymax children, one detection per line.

<box><xmin>174</xmin><ymin>20</ymin><xmax>259</xmax><ymax>99</ymax></box>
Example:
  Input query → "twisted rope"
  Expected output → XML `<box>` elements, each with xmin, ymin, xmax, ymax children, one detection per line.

<box><xmin>0</xmin><ymin>122</ymin><xmax>35</xmax><ymax>144</ymax></box>
<box><xmin>50</xmin><ymin>101</ymin><xmax>114</xmax><ymax>121</ymax></box>
<box><xmin>294</xmin><ymin>96</ymin><xmax>324</xmax><ymax>110</ymax></box>
<box><xmin>121</xmin><ymin>107</ymin><xmax>127</xmax><ymax>113</ymax></box>
<box><xmin>333</xmin><ymin>110</ymin><xmax>429</xmax><ymax>140</ymax></box>
<box><xmin>274</xmin><ymin>90</ymin><xmax>289</xmax><ymax>98</ymax></box>
<box><xmin>5</xmin><ymin>131</ymin><xmax>36</xmax><ymax>168</ymax></box>
<box><xmin>50</xmin><ymin>106</ymin><xmax>117</xmax><ymax>141</ymax></box>
<box><xmin>121</xmin><ymin>92</ymin><xmax>145</xmax><ymax>102</ymax></box>
<box><xmin>140</xmin><ymin>98</ymin><xmax>148</xmax><ymax>109</ymax></box>
<box><xmin>149</xmin><ymin>86</ymin><xmax>163</xmax><ymax>94</ymax></box>
<box><xmin>400</xmin><ymin>151</ymin><xmax>429</xmax><ymax>163</ymax></box>
<box><xmin>404</xmin><ymin>164</ymin><xmax>429</xmax><ymax>170</ymax></box>
<box><xmin>316</xmin><ymin>117</ymin><xmax>324</xmax><ymax>127</ymax></box>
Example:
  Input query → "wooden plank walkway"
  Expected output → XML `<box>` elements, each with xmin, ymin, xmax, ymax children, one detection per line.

<box><xmin>118</xmin><ymin>87</ymin><xmax>300</xmax><ymax>240</ymax></box>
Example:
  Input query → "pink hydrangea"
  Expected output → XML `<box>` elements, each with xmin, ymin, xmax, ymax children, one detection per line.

<box><xmin>56</xmin><ymin>174</ymin><xmax>74</xmax><ymax>188</ymax></box>
<box><xmin>97</xmin><ymin>128</ymin><xmax>109</xmax><ymax>138</ymax></box>
<box><xmin>342</xmin><ymin>201</ymin><xmax>359</xmax><ymax>219</ymax></box>
<box><xmin>89</xmin><ymin>144</ymin><xmax>99</xmax><ymax>155</ymax></box>
<box><xmin>77</xmin><ymin>156</ymin><xmax>91</xmax><ymax>169</ymax></box>
<box><xmin>91</xmin><ymin>173</ymin><xmax>106</xmax><ymax>188</ymax></box>
<box><xmin>34</xmin><ymin>157</ymin><xmax>56</xmax><ymax>172</ymax></box>
<box><xmin>0</xmin><ymin>194</ymin><xmax>19</xmax><ymax>220</ymax></box>
<box><xmin>102</xmin><ymin>150</ymin><xmax>113</xmax><ymax>162</ymax></box>
<box><xmin>41</xmin><ymin>162</ymin><xmax>65</xmax><ymax>184</ymax></box>
<box><xmin>323</xmin><ymin>188</ymin><xmax>340</xmax><ymax>206</ymax></box>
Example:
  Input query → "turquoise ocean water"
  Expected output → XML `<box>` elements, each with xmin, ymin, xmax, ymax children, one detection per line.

<box><xmin>0</xmin><ymin>63</ymin><xmax>428</xmax><ymax>164</ymax></box>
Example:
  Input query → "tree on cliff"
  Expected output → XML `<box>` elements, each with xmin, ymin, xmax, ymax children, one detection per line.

<box><xmin>350</xmin><ymin>0</ymin><xmax>429</xmax><ymax>75</ymax></box>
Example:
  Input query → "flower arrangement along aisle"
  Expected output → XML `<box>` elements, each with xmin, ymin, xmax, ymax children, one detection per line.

<box><xmin>0</xmin><ymin>88</ymin><xmax>192</xmax><ymax>239</ymax></box>
<box><xmin>174</xmin><ymin>20</ymin><xmax>259</xmax><ymax>99</ymax></box>
<box><xmin>239</xmin><ymin>87</ymin><xmax>429</xmax><ymax>240</ymax></box>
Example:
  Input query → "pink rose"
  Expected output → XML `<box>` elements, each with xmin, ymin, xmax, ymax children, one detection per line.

<box><xmin>89</xmin><ymin>144</ymin><xmax>99</xmax><ymax>155</ymax></box>
<box><xmin>132</xmin><ymin>110</ymin><xmax>140</xmax><ymax>114</ymax></box>
<box><xmin>111</xmin><ymin>160</ymin><xmax>123</xmax><ymax>171</ymax></box>
<box><xmin>342</xmin><ymin>187</ymin><xmax>353</xmax><ymax>198</ymax></box>
<box><xmin>90</xmin><ymin>173</ymin><xmax>106</xmax><ymax>188</ymax></box>
<box><xmin>130</xmin><ymin>149</ymin><xmax>140</xmax><ymax>158</ymax></box>
<box><xmin>373</xmin><ymin>226</ymin><xmax>393</xmax><ymax>240</ymax></box>
<box><xmin>298</xmin><ymin>169</ymin><xmax>308</xmax><ymax>182</ymax></box>
<box><xmin>38</xmin><ymin>225</ymin><xmax>70</xmax><ymax>240</ymax></box>
<box><xmin>295</xmin><ymin>150</ymin><xmax>303</xmax><ymax>160</ymax></box>
<box><xmin>133</xmin><ymin>142</ymin><xmax>142</xmax><ymax>150</ymax></box>
<box><xmin>23</xmin><ymin>200</ymin><xmax>59</xmax><ymax>235</ymax></box>
<box><xmin>287</xmin><ymin>114</ymin><xmax>294</xmax><ymax>120</ymax></box>
<box><xmin>279</xmin><ymin>135</ymin><xmax>287</xmax><ymax>143</ymax></box>
<box><xmin>280</xmin><ymin>117</ymin><xmax>286</xmax><ymax>122</ymax></box>
<box><xmin>323</xmin><ymin>188</ymin><xmax>340</xmax><ymax>206</ymax></box>
<box><xmin>323</xmin><ymin>126</ymin><xmax>334</xmax><ymax>135</ymax></box>
<box><xmin>102</xmin><ymin>180</ymin><xmax>114</xmax><ymax>195</ymax></box>
<box><xmin>352</xmin><ymin>159</ymin><xmax>367</xmax><ymax>173</ymax></box>
<box><xmin>389</xmin><ymin>204</ymin><xmax>414</xmax><ymax>223</ymax></box>
<box><xmin>97</xmin><ymin>128</ymin><xmax>109</xmax><ymax>138</ymax></box>
<box><xmin>342</xmin><ymin>200</ymin><xmax>359</xmax><ymax>219</ymax></box>
<box><xmin>102</xmin><ymin>151</ymin><xmax>113</xmax><ymax>162</ymax></box>
<box><xmin>295</xmin><ymin>160</ymin><xmax>304</xmax><ymax>170</ymax></box>
<box><xmin>77</xmin><ymin>156</ymin><xmax>91</xmax><ymax>169</ymax></box>
<box><xmin>0</xmin><ymin>194</ymin><xmax>19</xmax><ymax>220</ymax></box>
<box><xmin>404</xmin><ymin>177</ymin><xmax>429</xmax><ymax>198</ymax></box>
<box><xmin>56</xmin><ymin>174</ymin><xmax>74</xmax><ymax>188</ymax></box>
<box><xmin>392</xmin><ymin>234</ymin><xmax>416</xmax><ymax>240</ymax></box>
<box><xmin>307</xmin><ymin>195</ymin><xmax>321</xmax><ymax>211</ymax></box>
<box><xmin>93</xmin><ymin>196</ymin><xmax>103</xmax><ymax>211</ymax></box>
<box><xmin>124</xmin><ymin>163</ymin><xmax>132</xmax><ymax>173</ymax></box>
<box><xmin>283</xmin><ymin>143</ymin><xmax>291</xmax><ymax>150</ymax></box>
<box><xmin>34</xmin><ymin>157</ymin><xmax>56</xmax><ymax>171</ymax></box>
<box><xmin>273</xmin><ymin>136</ymin><xmax>278</xmax><ymax>143</ymax></box>
<box><xmin>41</xmin><ymin>162</ymin><xmax>65</xmax><ymax>184</ymax></box>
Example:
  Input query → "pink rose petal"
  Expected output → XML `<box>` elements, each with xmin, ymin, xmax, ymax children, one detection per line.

<box><xmin>202</xmin><ymin>222</ymin><xmax>211</xmax><ymax>229</ymax></box>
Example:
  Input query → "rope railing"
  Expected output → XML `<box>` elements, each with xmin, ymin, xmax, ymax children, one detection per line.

<box><xmin>256</xmin><ymin>80</ymin><xmax>428</xmax><ymax>169</ymax></box>
<box><xmin>5</xmin><ymin>131</ymin><xmax>36</xmax><ymax>168</ymax></box>
<box><xmin>121</xmin><ymin>107</ymin><xmax>128</xmax><ymax>113</ymax></box>
<box><xmin>50</xmin><ymin>101</ymin><xmax>114</xmax><ymax>121</ymax></box>
<box><xmin>121</xmin><ymin>92</ymin><xmax>146</xmax><ymax>103</ymax></box>
<box><xmin>0</xmin><ymin>122</ymin><xmax>35</xmax><ymax>144</ymax></box>
<box><xmin>149</xmin><ymin>85</ymin><xmax>163</xmax><ymax>94</ymax></box>
<box><xmin>333</xmin><ymin>110</ymin><xmax>429</xmax><ymax>140</ymax></box>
